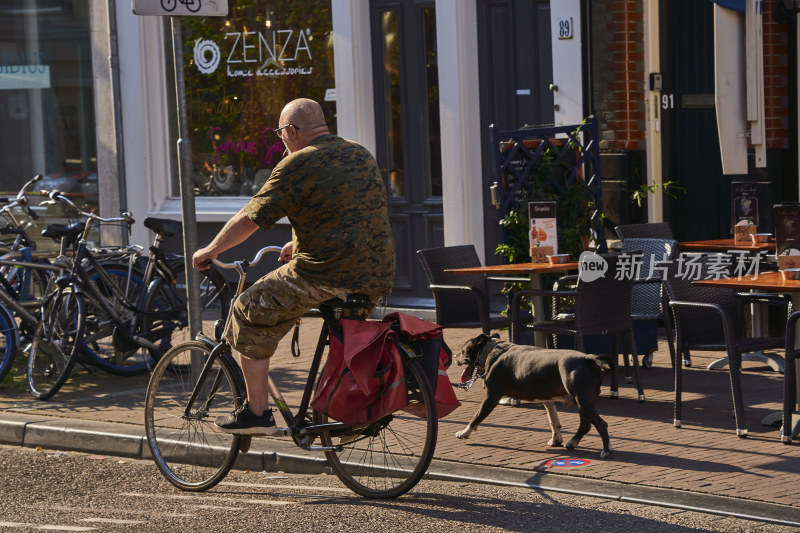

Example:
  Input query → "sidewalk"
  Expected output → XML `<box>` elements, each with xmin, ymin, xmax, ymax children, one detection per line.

<box><xmin>1</xmin><ymin>318</ymin><xmax>799</xmax><ymax>525</ymax></box>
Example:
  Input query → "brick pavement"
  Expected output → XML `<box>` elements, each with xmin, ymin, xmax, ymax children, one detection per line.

<box><xmin>1</xmin><ymin>318</ymin><xmax>798</xmax><ymax>507</ymax></box>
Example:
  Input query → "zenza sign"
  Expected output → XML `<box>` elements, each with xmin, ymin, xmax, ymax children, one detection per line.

<box><xmin>193</xmin><ymin>28</ymin><xmax>315</xmax><ymax>78</ymax></box>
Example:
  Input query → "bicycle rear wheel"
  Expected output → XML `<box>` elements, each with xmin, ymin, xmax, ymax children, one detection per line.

<box><xmin>0</xmin><ymin>302</ymin><xmax>19</xmax><ymax>383</ymax></box>
<box><xmin>144</xmin><ymin>340</ymin><xmax>243</xmax><ymax>491</ymax></box>
<box><xmin>27</xmin><ymin>288</ymin><xmax>85</xmax><ymax>400</ymax></box>
<box><xmin>79</xmin><ymin>263</ymin><xmax>149</xmax><ymax>376</ymax></box>
<box><xmin>313</xmin><ymin>358</ymin><xmax>437</xmax><ymax>498</ymax></box>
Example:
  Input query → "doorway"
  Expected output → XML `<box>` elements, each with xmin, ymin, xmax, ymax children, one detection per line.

<box><xmin>477</xmin><ymin>0</ymin><xmax>554</xmax><ymax>262</ymax></box>
<box><xmin>370</xmin><ymin>0</ymin><xmax>442</xmax><ymax>304</ymax></box>
<box><xmin>660</xmin><ymin>0</ymin><xmax>737</xmax><ymax>240</ymax></box>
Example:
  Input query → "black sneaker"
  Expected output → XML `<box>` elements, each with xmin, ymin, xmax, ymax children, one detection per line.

<box><xmin>215</xmin><ymin>404</ymin><xmax>284</xmax><ymax>436</ymax></box>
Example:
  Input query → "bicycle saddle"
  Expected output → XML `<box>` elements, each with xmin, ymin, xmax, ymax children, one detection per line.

<box><xmin>41</xmin><ymin>222</ymin><xmax>84</xmax><ymax>240</ymax></box>
<box><xmin>144</xmin><ymin>217</ymin><xmax>182</xmax><ymax>238</ymax></box>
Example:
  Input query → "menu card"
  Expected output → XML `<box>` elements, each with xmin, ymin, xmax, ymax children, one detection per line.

<box><xmin>732</xmin><ymin>182</ymin><xmax>759</xmax><ymax>243</ymax></box>
<box><xmin>529</xmin><ymin>201</ymin><xmax>557</xmax><ymax>262</ymax></box>
<box><xmin>774</xmin><ymin>204</ymin><xmax>800</xmax><ymax>269</ymax></box>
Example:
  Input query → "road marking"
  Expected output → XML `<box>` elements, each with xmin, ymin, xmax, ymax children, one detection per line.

<box><xmin>218</xmin><ymin>481</ymin><xmax>351</xmax><ymax>492</ymax></box>
<box><xmin>35</xmin><ymin>526</ymin><xmax>97</xmax><ymax>531</ymax></box>
<box><xmin>24</xmin><ymin>504</ymin><xmax>193</xmax><ymax>519</ymax></box>
<box><xmin>0</xmin><ymin>523</ymin><xmax>96</xmax><ymax>531</ymax></box>
<box><xmin>79</xmin><ymin>518</ymin><xmax>148</xmax><ymax>525</ymax></box>
<box><xmin>121</xmin><ymin>492</ymin><xmax>293</xmax><ymax>506</ymax></box>
<box><xmin>192</xmin><ymin>505</ymin><xmax>242</xmax><ymax>511</ymax></box>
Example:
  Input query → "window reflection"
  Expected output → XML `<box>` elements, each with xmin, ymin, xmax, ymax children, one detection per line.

<box><xmin>380</xmin><ymin>10</ymin><xmax>404</xmax><ymax>198</ymax></box>
<box><xmin>0</xmin><ymin>1</ymin><xmax>96</xmax><ymax>249</ymax></box>
<box><xmin>423</xmin><ymin>7</ymin><xmax>441</xmax><ymax>198</ymax></box>
<box><xmin>171</xmin><ymin>0</ymin><xmax>336</xmax><ymax>198</ymax></box>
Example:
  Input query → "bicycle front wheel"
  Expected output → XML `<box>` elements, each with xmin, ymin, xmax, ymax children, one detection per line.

<box><xmin>144</xmin><ymin>340</ymin><xmax>243</xmax><ymax>491</ymax></box>
<box><xmin>27</xmin><ymin>288</ymin><xmax>85</xmax><ymax>400</ymax></box>
<box><xmin>313</xmin><ymin>358</ymin><xmax>437</xmax><ymax>498</ymax></box>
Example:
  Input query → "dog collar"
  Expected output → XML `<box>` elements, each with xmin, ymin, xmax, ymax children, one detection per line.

<box><xmin>475</xmin><ymin>339</ymin><xmax>495</xmax><ymax>375</ymax></box>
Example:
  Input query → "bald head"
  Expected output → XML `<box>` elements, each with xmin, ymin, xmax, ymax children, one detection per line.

<box><xmin>278</xmin><ymin>98</ymin><xmax>330</xmax><ymax>152</ymax></box>
<box><xmin>281</xmin><ymin>98</ymin><xmax>327</xmax><ymax>130</ymax></box>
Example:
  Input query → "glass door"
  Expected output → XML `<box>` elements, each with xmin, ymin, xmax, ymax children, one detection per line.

<box><xmin>371</xmin><ymin>0</ymin><xmax>442</xmax><ymax>303</ymax></box>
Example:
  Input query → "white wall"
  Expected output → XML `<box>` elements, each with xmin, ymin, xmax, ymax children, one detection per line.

<box><xmin>435</xmin><ymin>0</ymin><xmax>484</xmax><ymax>257</ymax></box>
<box><xmin>332</xmin><ymin>0</ymin><xmax>376</xmax><ymax>155</ymax></box>
<box><xmin>117</xmin><ymin>6</ymin><xmax>149</xmax><ymax>248</ymax></box>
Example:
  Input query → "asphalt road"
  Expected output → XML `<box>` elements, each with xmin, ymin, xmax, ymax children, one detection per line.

<box><xmin>0</xmin><ymin>444</ymin><xmax>791</xmax><ymax>533</ymax></box>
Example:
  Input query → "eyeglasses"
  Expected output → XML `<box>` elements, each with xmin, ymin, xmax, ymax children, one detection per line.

<box><xmin>274</xmin><ymin>124</ymin><xmax>296</xmax><ymax>137</ymax></box>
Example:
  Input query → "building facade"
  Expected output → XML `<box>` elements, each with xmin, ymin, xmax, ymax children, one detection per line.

<box><xmin>1</xmin><ymin>0</ymin><xmax>795</xmax><ymax>308</ymax></box>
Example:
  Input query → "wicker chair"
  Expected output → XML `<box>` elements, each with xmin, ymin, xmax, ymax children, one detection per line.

<box><xmin>665</xmin><ymin>253</ymin><xmax>785</xmax><ymax>437</ymax></box>
<box><xmin>615</xmin><ymin>222</ymin><xmax>675</xmax><ymax>241</ymax></box>
<box><xmin>417</xmin><ymin>245</ymin><xmax>524</xmax><ymax>335</ymax></box>
<box><xmin>783</xmin><ymin>310</ymin><xmax>800</xmax><ymax>444</ymax></box>
<box><xmin>510</xmin><ymin>252</ymin><xmax>645</xmax><ymax>401</ymax></box>
<box><xmin>621</xmin><ymin>237</ymin><xmax>679</xmax><ymax>368</ymax></box>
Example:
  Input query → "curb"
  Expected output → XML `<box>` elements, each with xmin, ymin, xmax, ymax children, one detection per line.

<box><xmin>2</xmin><ymin>412</ymin><xmax>799</xmax><ymax>527</ymax></box>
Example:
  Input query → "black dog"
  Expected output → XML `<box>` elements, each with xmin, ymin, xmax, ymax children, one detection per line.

<box><xmin>455</xmin><ymin>334</ymin><xmax>614</xmax><ymax>458</ymax></box>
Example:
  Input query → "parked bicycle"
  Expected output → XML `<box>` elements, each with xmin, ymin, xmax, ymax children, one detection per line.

<box><xmin>144</xmin><ymin>245</ymin><xmax>437</xmax><ymax>498</ymax></box>
<box><xmin>26</xmin><ymin>191</ymin><xmax>231</xmax><ymax>400</ymax></box>
<box><xmin>0</xmin><ymin>174</ymin><xmax>59</xmax><ymax>383</ymax></box>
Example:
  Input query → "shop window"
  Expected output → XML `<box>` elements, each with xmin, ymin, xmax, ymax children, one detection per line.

<box><xmin>168</xmin><ymin>0</ymin><xmax>336</xmax><ymax>199</ymax></box>
<box><xmin>0</xmin><ymin>1</ymin><xmax>96</xmax><ymax>244</ymax></box>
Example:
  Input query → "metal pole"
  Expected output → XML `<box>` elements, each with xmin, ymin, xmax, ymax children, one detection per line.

<box><xmin>170</xmin><ymin>17</ymin><xmax>202</xmax><ymax>339</ymax></box>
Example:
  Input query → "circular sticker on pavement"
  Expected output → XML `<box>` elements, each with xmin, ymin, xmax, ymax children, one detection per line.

<box><xmin>544</xmin><ymin>458</ymin><xmax>591</xmax><ymax>468</ymax></box>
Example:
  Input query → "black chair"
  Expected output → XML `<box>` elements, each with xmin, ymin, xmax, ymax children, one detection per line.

<box><xmin>417</xmin><ymin>245</ymin><xmax>525</xmax><ymax>335</ymax></box>
<box><xmin>615</xmin><ymin>222</ymin><xmax>675</xmax><ymax>241</ymax></box>
<box><xmin>621</xmin><ymin>237</ymin><xmax>679</xmax><ymax>368</ymax></box>
<box><xmin>782</xmin><ymin>310</ymin><xmax>800</xmax><ymax>444</ymax></box>
<box><xmin>510</xmin><ymin>252</ymin><xmax>645</xmax><ymax>402</ymax></box>
<box><xmin>665</xmin><ymin>253</ymin><xmax>785</xmax><ymax>437</ymax></box>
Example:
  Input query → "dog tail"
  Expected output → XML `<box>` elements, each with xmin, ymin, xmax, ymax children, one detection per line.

<box><xmin>591</xmin><ymin>354</ymin><xmax>613</xmax><ymax>374</ymax></box>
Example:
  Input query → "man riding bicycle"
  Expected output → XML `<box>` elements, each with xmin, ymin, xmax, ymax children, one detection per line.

<box><xmin>192</xmin><ymin>98</ymin><xmax>395</xmax><ymax>435</ymax></box>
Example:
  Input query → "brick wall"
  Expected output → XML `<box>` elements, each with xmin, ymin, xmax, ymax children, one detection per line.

<box><xmin>591</xmin><ymin>0</ymin><xmax>646</xmax><ymax>151</ymax></box>
<box><xmin>763</xmin><ymin>5</ymin><xmax>790</xmax><ymax>150</ymax></box>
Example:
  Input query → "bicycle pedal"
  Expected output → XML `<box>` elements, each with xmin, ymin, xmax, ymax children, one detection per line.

<box><xmin>239</xmin><ymin>436</ymin><xmax>252</xmax><ymax>453</ymax></box>
<box><xmin>251</xmin><ymin>427</ymin><xmax>290</xmax><ymax>438</ymax></box>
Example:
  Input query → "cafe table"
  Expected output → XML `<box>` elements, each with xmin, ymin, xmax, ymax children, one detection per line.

<box><xmin>693</xmin><ymin>271</ymin><xmax>800</xmax><ymax>439</ymax></box>
<box><xmin>678</xmin><ymin>238</ymin><xmax>774</xmax><ymax>253</ymax></box>
<box><xmin>444</xmin><ymin>261</ymin><xmax>580</xmax><ymax>347</ymax></box>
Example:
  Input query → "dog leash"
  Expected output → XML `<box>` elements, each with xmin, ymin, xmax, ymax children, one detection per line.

<box><xmin>452</xmin><ymin>366</ymin><xmax>481</xmax><ymax>391</ymax></box>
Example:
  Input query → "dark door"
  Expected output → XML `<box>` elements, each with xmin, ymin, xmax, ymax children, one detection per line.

<box><xmin>477</xmin><ymin>0</ymin><xmax>554</xmax><ymax>263</ymax></box>
<box><xmin>371</xmin><ymin>0</ymin><xmax>442</xmax><ymax>305</ymax></box>
<box><xmin>660</xmin><ymin>0</ymin><xmax>740</xmax><ymax>240</ymax></box>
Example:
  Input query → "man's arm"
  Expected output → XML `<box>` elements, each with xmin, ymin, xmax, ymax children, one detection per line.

<box><xmin>192</xmin><ymin>207</ymin><xmax>259</xmax><ymax>270</ymax></box>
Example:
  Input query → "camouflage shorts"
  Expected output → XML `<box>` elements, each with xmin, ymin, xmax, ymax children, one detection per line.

<box><xmin>226</xmin><ymin>262</ymin><xmax>388</xmax><ymax>360</ymax></box>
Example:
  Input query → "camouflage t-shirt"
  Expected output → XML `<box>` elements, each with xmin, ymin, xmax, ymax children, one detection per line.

<box><xmin>243</xmin><ymin>134</ymin><xmax>395</xmax><ymax>292</ymax></box>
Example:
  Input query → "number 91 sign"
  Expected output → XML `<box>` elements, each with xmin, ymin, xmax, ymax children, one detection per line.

<box><xmin>557</xmin><ymin>17</ymin><xmax>573</xmax><ymax>40</ymax></box>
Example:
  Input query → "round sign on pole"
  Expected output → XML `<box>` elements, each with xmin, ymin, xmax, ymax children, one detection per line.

<box><xmin>543</xmin><ymin>458</ymin><xmax>591</xmax><ymax>468</ymax></box>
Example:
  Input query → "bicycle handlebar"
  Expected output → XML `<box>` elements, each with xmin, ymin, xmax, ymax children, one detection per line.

<box><xmin>0</xmin><ymin>174</ymin><xmax>42</xmax><ymax>220</ymax></box>
<box><xmin>211</xmin><ymin>245</ymin><xmax>283</xmax><ymax>270</ymax></box>
<box><xmin>40</xmin><ymin>189</ymin><xmax>135</xmax><ymax>226</ymax></box>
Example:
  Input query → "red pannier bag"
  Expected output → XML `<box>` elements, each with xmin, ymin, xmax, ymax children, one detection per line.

<box><xmin>383</xmin><ymin>313</ymin><xmax>461</xmax><ymax>419</ymax></box>
<box><xmin>311</xmin><ymin>318</ymin><xmax>406</xmax><ymax>426</ymax></box>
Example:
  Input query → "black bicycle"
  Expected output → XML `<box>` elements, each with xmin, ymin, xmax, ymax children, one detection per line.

<box><xmin>144</xmin><ymin>246</ymin><xmax>438</xmax><ymax>498</ymax></box>
<box><xmin>26</xmin><ymin>191</ymin><xmax>230</xmax><ymax>399</ymax></box>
